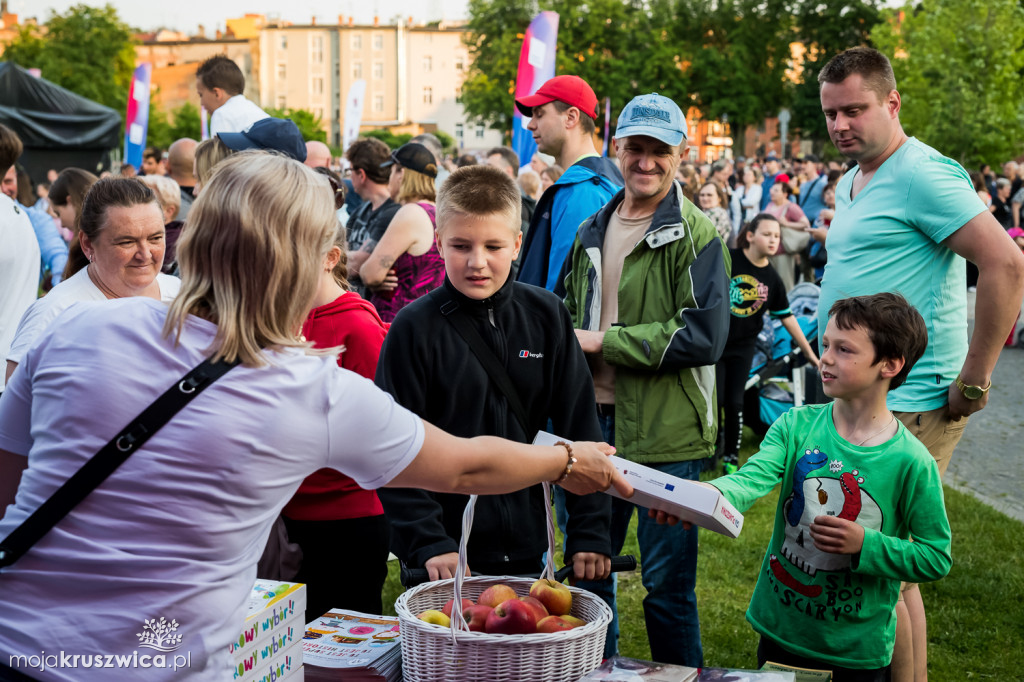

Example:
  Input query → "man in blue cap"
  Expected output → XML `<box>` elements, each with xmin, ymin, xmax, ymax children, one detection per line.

<box><xmin>562</xmin><ymin>93</ymin><xmax>731</xmax><ymax>667</ymax></box>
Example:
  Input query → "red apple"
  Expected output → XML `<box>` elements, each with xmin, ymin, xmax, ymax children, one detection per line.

<box><xmin>484</xmin><ymin>598</ymin><xmax>537</xmax><ymax>635</ymax></box>
<box><xmin>519</xmin><ymin>596</ymin><xmax>549</xmax><ymax>625</ymax></box>
<box><xmin>476</xmin><ymin>583</ymin><xmax>518</xmax><ymax>608</ymax></box>
<box><xmin>529</xmin><ymin>579</ymin><xmax>573</xmax><ymax>616</ymax></box>
<box><xmin>535</xmin><ymin>615</ymin><xmax>577</xmax><ymax>633</ymax></box>
<box><xmin>462</xmin><ymin>604</ymin><xmax>493</xmax><ymax>632</ymax></box>
<box><xmin>442</xmin><ymin>598</ymin><xmax>474</xmax><ymax>618</ymax></box>
<box><xmin>561</xmin><ymin>615</ymin><xmax>586</xmax><ymax>627</ymax></box>
<box><xmin>417</xmin><ymin>609</ymin><xmax>451</xmax><ymax>627</ymax></box>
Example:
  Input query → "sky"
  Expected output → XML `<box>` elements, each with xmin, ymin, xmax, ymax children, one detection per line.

<box><xmin>21</xmin><ymin>0</ymin><xmax>471</xmax><ymax>33</ymax></box>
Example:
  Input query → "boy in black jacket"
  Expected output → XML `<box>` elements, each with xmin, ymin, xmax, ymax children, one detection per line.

<box><xmin>375</xmin><ymin>165</ymin><xmax>612</xmax><ymax>583</ymax></box>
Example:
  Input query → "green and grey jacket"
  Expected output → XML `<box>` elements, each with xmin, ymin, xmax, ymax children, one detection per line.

<box><xmin>562</xmin><ymin>183</ymin><xmax>732</xmax><ymax>464</ymax></box>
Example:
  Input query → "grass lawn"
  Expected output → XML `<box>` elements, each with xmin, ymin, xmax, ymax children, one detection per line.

<box><xmin>380</xmin><ymin>435</ymin><xmax>1024</xmax><ymax>678</ymax></box>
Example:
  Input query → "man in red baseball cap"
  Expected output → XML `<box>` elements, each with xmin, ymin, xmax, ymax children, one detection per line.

<box><xmin>513</xmin><ymin>75</ymin><xmax>622</xmax><ymax>291</ymax></box>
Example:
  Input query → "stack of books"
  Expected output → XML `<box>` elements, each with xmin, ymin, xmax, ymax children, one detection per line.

<box><xmin>302</xmin><ymin>610</ymin><xmax>402</xmax><ymax>681</ymax></box>
<box><xmin>230</xmin><ymin>579</ymin><xmax>307</xmax><ymax>682</ymax></box>
<box><xmin>578</xmin><ymin>656</ymin><xmax>699</xmax><ymax>681</ymax></box>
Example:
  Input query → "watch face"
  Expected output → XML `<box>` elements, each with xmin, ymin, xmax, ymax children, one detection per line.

<box><xmin>964</xmin><ymin>386</ymin><xmax>984</xmax><ymax>400</ymax></box>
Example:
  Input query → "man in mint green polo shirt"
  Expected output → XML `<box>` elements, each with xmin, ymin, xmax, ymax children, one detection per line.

<box><xmin>817</xmin><ymin>47</ymin><xmax>1024</xmax><ymax>682</ymax></box>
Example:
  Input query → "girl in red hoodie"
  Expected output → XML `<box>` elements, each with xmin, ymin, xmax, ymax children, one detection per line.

<box><xmin>281</xmin><ymin>218</ymin><xmax>391</xmax><ymax>621</ymax></box>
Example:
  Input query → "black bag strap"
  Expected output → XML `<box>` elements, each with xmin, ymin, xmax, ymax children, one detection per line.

<box><xmin>798</xmin><ymin>173</ymin><xmax>824</xmax><ymax>208</ymax></box>
<box><xmin>432</xmin><ymin>290</ymin><xmax>531</xmax><ymax>435</ymax></box>
<box><xmin>0</xmin><ymin>356</ymin><xmax>239</xmax><ymax>569</ymax></box>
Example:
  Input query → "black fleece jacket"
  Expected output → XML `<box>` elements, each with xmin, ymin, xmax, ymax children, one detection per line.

<box><xmin>374</xmin><ymin>276</ymin><xmax>611</xmax><ymax>570</ymax></box>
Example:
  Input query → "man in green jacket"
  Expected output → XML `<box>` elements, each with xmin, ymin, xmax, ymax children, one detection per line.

<box><xmin>563</xmin><ymin>93</ymin><xmax>731</xmax><ymax>666</ymax></box>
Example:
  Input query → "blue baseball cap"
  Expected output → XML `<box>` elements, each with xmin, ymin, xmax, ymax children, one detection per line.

<box><xmin>614</xmin><ymin>93</ymin><xmax>687</xmax><ymax>146</ymax></box>
<box><xmin>217</xmin><ymin>118</ymin><xmax>307</xmax><ymax>162</ymax></box>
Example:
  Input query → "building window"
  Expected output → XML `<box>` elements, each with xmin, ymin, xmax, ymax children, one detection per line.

<box><xmin>373</xmin><ymin>33</ymin><xmax>383</xmax><ymax>51</ymax></box>
<box><xmin>423</xmin><ymin>87</ymin><xmax>432</xmax><ymax>104</ymax></box>
<box><xmin>276</xmin><ymin>95</ymin><xmax>287</xmax><ymax>109</ymax></box>
<box><xmin>475</xmin><ymin>124</ymin><xmax>485</xmax><ymax>140</ymax></box>
<box><xmin>373</xmin><ymin>61</ymin><xmax>383</xmax><ymax>80</ymax></box>
<box><xmin>352</xmin><ymin>33</ymin><xmax>362</xmax><ymax>50</ymax></box>
<box><xmin>455</xmin><ymin>56</ymin><xmax>465</xmax><ymax>72</ymax></box>
<box><xmin>352</xmin><ymin>62</ymin><xmax>362</xmax><ymax>79</ymax></box>
<box><xmin>455</xmin><ymin>86</ymin><xmax>462</xmax><ymax>103</ymax></box>
<box><xmin>279</xmin><ymin>35</ymin><xmax>288</xmax><ymax>50</ymax></box>
<box><xmin>277</xmin><ymin>63</ymin><xmax>287</xmax><ymax>80</ymax></box>
<box><xmin>313</xmin><ymin>77</ymin><xmax>324</xmax><ymax>95</ymax></box>
<box><xmin>423</xmin><ymin>56</ymin><xmax>432</xmax><ymax>72</ymax></box>
<box><xmin>373</xmin><ymin>95</ymin><xmax>384</xmax><ymax>112</ymax></box>
<box><xmin>455</xmin><ymin>123</ymin><xmax>464</xmax><ymax>139</ymax></box>
<box><xmin>311</xmin><ymin>36</ymin><xmax>324</xmax><ymax>63</ymax></box>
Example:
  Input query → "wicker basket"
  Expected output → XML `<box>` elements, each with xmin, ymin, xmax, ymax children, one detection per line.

<box><xmin>395</xmin><ymin>482</ymin><xmax>613</xmax><ymax>681</ymax></box>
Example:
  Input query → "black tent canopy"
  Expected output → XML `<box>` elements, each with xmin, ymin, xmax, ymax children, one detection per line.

<box><xmin>0</xmin><ymin>61</ymin><xmax>121</xmax><ymax>182</ymax></box>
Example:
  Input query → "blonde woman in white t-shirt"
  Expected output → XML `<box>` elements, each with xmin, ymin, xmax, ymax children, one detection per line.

<box><xmin>0</xmin><ymin>152</ymin><xmax>629</xmax><ymax>681</ymax></box>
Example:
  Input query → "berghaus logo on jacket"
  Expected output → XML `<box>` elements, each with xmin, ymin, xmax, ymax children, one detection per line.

<box><xmin>519</xmin><ymin>350</ymin><xmax>544</xmax><ymax>359</ymax></box>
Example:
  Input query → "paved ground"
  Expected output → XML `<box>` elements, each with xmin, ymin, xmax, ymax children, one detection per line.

<box><xmin>945</xmin><ymin>293</ymin><xmax>1024</xmax><ymax>522</ymax></box>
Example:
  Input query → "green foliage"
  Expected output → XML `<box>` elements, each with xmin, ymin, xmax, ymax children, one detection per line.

<box><xmin>2</xmin><ymin>4</ymin><xmax>136</xmax><ymax>115</ymax></box>
<box><xmin>789</xmin><ymin>0</ymin><xmax>883</xmax><ymax>149</ymax></box>
<box><xmin>433</xmin><ymin>130</ymin><xmax>456</xmax><ymax>154</ymax></box>
<box><xmin>147</xmin><ymin>102</ymin><xmax>202</xmax><ymax>150</ymax></box>
<box><xmin>674</xmin><ymin>0</ymin><xmax>794</xmax><ymax>156</ymax></box>
<box><xmin>361</xmin><ymin>129</ymin><xmax>413</xmax><ymax>150</ymax></box>
<box><xmin>872</xmin><ymin>0</ymin><xmax>1024</xmax><ymax>167</ymax></box>
<box><xmin>264</xmin><ymin>107</ymin><xmax>327</xmax><ymax>143</ymax></box>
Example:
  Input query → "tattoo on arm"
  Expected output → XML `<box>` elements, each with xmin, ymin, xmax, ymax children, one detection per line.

<box><xmin>379</xmin><ymin>255</ymin><xmax>395</xmax><ymax>270</ymax></box>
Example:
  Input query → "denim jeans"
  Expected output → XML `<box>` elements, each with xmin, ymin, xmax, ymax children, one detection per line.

<box><xmin>551</xmin><ymin>411</ymin><xmax>619</xmax><ymax>659</ymax></box>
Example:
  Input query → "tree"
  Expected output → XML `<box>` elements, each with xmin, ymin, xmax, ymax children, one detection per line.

<box><xmin>673</xmin><ymin>0</ymin><xmax>795</xmax><ymax>156</ymax></box>
<box><xmin>3</xmin><ymin>4</ymin><xmax>136</xmax><ymax>115</ymax></box>
<box><xmin>147</xmin><ymin>102</ymin><xmax>202</xmax><ymax>150</ymax></box>
<box><xmin>789</xmin><ymin>0</ymin><xmax>883</xmax><ymax>151</ymax></box>
<box><xmin>362</xmin><ymin>129</ymin><xmax>413</xmax><ymax>149</ymax></box>
<box><xmin>872</xmin><ymin>0</ymin><xmax>1024</xmax><ymax>167</ymax></box>
<box><xmin>264</xmin><ymin>107</ymin><xmax>327</xmax><ymax>143</ymax></box>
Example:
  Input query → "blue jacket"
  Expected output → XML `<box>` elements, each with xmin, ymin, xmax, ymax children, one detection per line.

<box><xmin>517</xmin><ymin>155</ymin><xmax>622</xmax><ymax>291</ymax></box>
<box><xmin>23</xmin><ymin>202</ymin><xmax>68</xmax><ymax>285</ymax></box>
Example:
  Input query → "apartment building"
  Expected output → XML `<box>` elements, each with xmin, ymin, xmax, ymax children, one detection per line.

<box><xmin>257</xmin><ymin>18</ymin><xmax>502</xmax><ymax>151</ymax></box>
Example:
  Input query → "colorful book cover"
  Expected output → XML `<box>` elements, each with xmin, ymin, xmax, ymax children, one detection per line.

<box><xmin>302</xmin><ymin>610</ymin><xmax>400</xmax><ymax>670</ymax></box>
<box><xmin>233</xmin><ymin>622</ymin><xmax>301</xmax><ymax>680</ymax></box>
<box><xmin>241</xmin><ymin>639</ymin><xmax>303</xmax><ymax>682</ymax></box>
<box><xmin>229</xmin><ymin>581</ymin><xmax>307</xmax><ymax>661</ymax></box>
<box><xmin>579</xmin><ymin>656</ymin><xmax>699</xmax><ymax>681</ymax></box>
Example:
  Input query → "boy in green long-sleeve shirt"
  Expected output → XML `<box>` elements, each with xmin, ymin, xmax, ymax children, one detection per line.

<box><xmin>711</xmin><ymin>293</ymin><xmax>951</xmax><ymax>681</ymax></box>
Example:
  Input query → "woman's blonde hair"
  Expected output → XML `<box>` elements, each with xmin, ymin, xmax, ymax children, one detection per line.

<box><xmin>396</xmin><ymin>166</ymin><xmax>436</xmax><ymax>204</ymax></box>
<box><xmin>164</xmin><ymin>152</ymin><xmax>336</xmax><ymax>366</ymax></box>
<box><xmin>194</xmin><ymin>137</ymin><xmax>233</xmax><ymax>189</ymax></box>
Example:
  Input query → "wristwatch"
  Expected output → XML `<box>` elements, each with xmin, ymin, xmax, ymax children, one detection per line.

<box><xmin>955</xmin><ymin>375</ymin><xmax>991</xmax><ymax>400</ymax></box>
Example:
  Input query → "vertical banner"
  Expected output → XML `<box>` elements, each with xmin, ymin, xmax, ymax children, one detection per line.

<box><xmin>124</xmin><ymin>63</ymin><xmax>152</xmax><ymax>171</ymax></box>
<box><xmin>601</xmin><ymin>96</ymin><xmax>611</xmax><ymax>156</ymax></box>
<box><xmin>343</xmin><ymin>79</ymin><xmax>367</xmax><ymax>152</ymax></box>
<box><xmin>512</xmin><ymin>11</ymin><xmax>559</xmax><ymax>168</ymax></box>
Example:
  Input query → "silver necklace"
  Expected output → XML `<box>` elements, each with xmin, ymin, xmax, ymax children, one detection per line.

<box><xmin>856</xmin><ymin>413</ymin><xmax>895</xmax><ymax>446</ymax></box>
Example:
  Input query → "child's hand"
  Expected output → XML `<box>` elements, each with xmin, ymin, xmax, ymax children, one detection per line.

<box><xmin>647</xmin><ymin>508</ymin><xmax>693</xmax><ymax>529</ymax></box>
<box><xmin>809</xmin><ymin>515</ymin><xmax>864</xmax><ymax>554</ymax></box>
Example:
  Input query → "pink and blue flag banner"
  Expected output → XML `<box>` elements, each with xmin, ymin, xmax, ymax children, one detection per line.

<box><xmin>200</xmin><ymin>106</ymin><xmax>209</xmax><ymax>141</ymax></box>
<box><xmin>124</xmin><ymin>63</ymin><xmax>152</xmax><ymax>170</ymax></box>
<box><xmin>602</xmin><ymin>97</ymin><xmax>611</xmax><ymax>156</ymax></box>
<box><xmin>512</xmin><ymin>11</ymin><xmax>559</xmax><ymax>167</ymax></box>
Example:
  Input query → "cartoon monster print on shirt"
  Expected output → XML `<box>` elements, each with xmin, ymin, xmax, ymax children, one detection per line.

<box><xmin>773</xmin><ymin>449</ymin><xmax>884</xmax><ymax>595</ymax></box>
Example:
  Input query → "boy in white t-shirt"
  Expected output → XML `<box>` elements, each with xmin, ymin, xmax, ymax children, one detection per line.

<box><xmin>196</xmin><ymin>55</ymin><xmax>269</xmax><ymax>136</ymax></box>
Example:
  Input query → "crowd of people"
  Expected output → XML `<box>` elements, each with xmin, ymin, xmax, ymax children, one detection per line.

<box><xmin>1</xmin><ymin>47</ymin><xmax>1023</xmax><ymax>682</ymax></box>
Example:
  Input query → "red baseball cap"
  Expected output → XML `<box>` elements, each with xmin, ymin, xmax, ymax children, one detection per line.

<box><xmin>515</xmin><ymin>75</ymin><xmax>598</xmax><ymax>120</ymax></box>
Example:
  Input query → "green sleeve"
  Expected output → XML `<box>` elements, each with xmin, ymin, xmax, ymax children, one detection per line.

<box><xmin>711</xmin><ymin>412</ymin><xmax>791</xmax><ymax>513</ymax></box>
<box><xmin>853</xmin><ymin>458</ymin><xmax>952</xmax><ymax>583</ymax></box>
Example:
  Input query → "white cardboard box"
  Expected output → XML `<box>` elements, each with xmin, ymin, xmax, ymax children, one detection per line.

<box><xmin>535</xmin><ymin>431</ymin><xmax>744</xmax><ymax>538</ymax></box>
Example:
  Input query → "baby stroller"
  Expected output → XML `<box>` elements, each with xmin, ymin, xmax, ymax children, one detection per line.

<box><xmin>743</xmin><ymin>283</ymin><xmax>828</xmax><ymax>436</ymax></box>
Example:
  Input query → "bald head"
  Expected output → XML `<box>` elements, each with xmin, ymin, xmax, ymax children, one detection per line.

<box><xmin>305</xmin><ymin>141</ymin><xmax>333</xmax><ymax>169</ymax></box>
<box><xmin>167</xmin><ymin>138</ymin><xmax>198</xmax><ymax>183</ymax></box>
